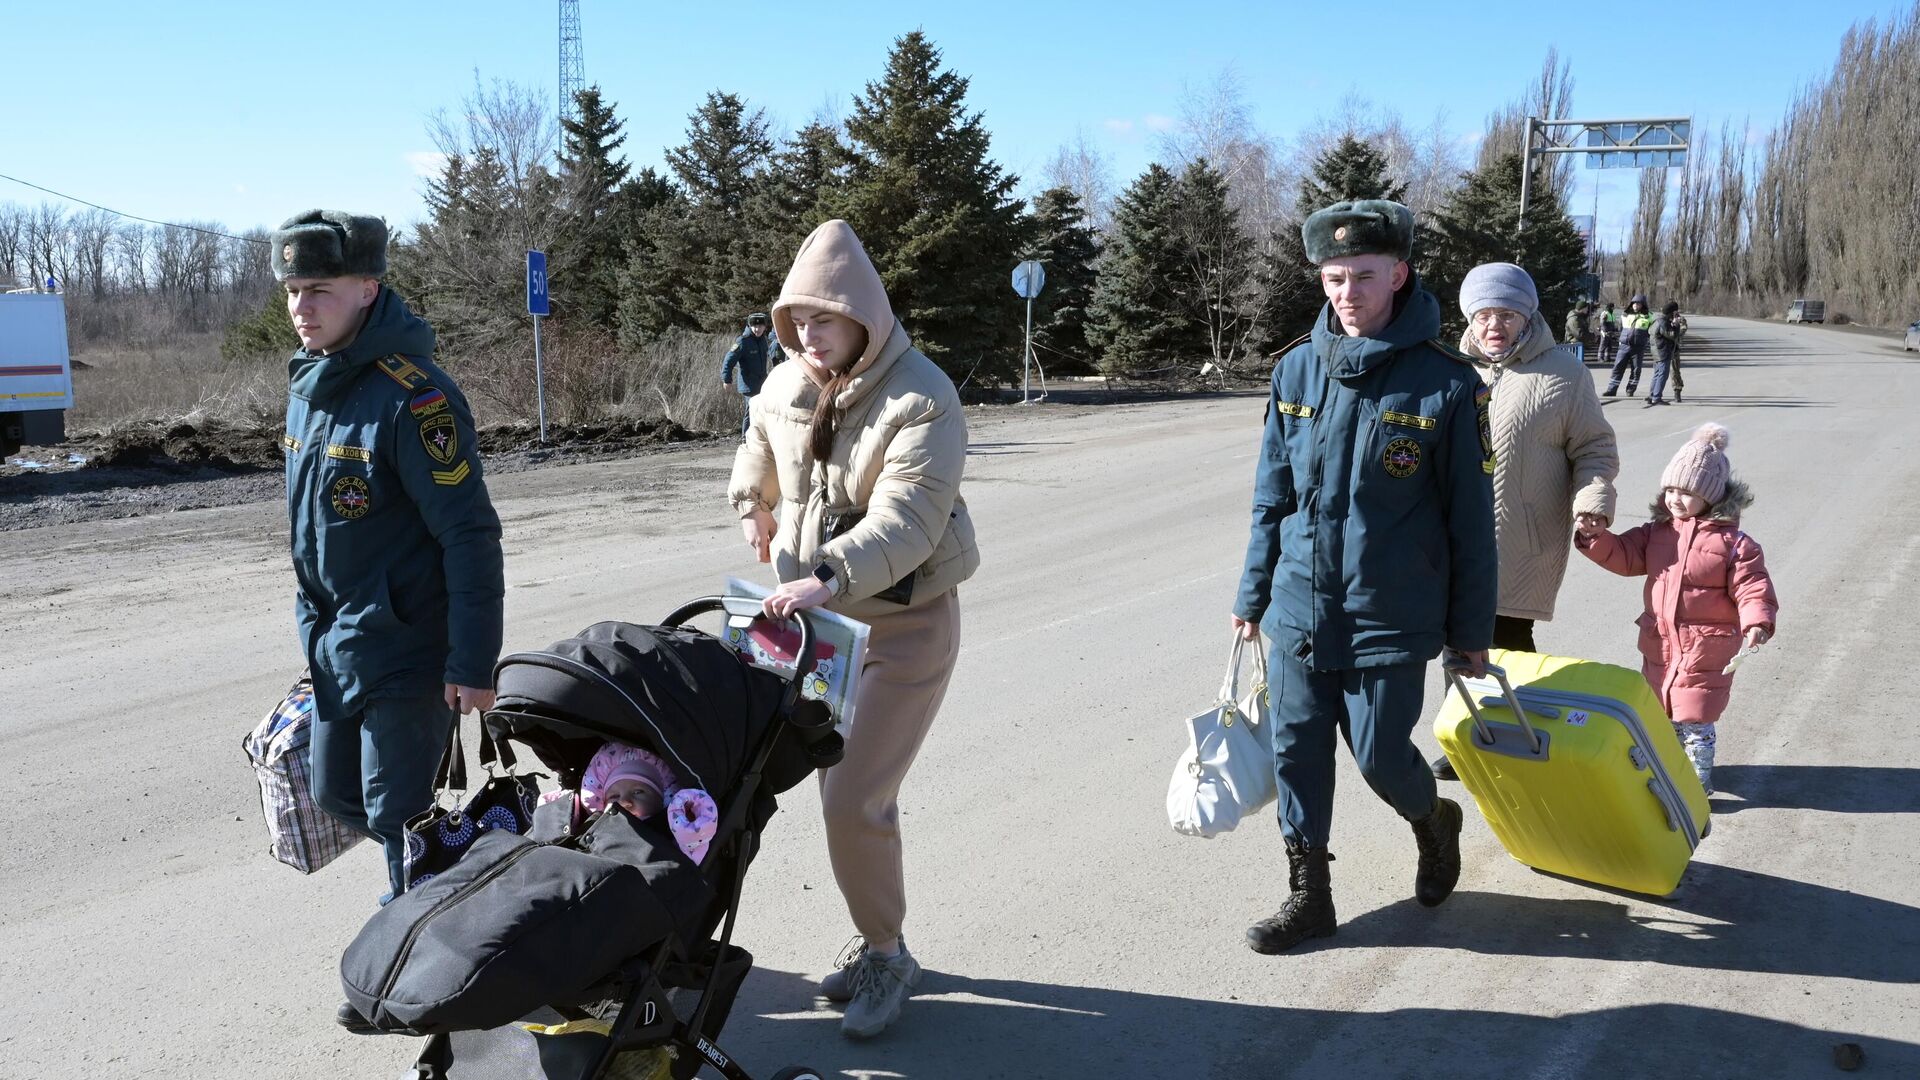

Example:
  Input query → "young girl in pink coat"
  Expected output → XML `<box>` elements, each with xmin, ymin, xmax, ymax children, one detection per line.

<box><xmin>1575</xmin><ymin>423</ymin><xmax>1779</xmax><ymax>793</ymax></box>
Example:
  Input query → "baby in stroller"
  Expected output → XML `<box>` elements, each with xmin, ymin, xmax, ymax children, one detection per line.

<box><xmin>343</xmin><ymin>602</ymin><xmax>843</xmax><ymax>1080</ymax></box>
<box><xmin>548</xmin><ymin>741</ymin><xmax>721</xmax><ymax>865</ymax></box>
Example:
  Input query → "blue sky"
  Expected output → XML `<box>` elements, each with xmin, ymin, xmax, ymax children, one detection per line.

<box><xmin>4</xmin><ymin>0</ymin><xmax>1905</xmax><ymax>248</ymax></box>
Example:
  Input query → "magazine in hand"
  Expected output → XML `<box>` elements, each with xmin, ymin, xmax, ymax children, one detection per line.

<box><xmin>723</xmin><ymin>577</ymin><xmax>871</xmax><ymax>731</ymax></box>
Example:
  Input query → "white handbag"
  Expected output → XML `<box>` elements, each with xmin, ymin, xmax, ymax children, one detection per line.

<box><xmin>1166</xmin><ymin>634</ymin><xmax>1277</xmax><ymax>837</ymax></box>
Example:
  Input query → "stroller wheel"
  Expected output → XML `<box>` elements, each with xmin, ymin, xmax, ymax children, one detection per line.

<box><xmin>771</xmin><ymin>1069</ymin><xmax>825</xmax><ymax>1080</ymax></box>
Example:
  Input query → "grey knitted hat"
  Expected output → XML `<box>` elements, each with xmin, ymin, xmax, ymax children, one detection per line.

<box><xmin>1459</xmin><ymin>262</ymin><xmax>1539</xmax><ymax>321</ymax></box>
<box><xmin>270</xmin><ymin>210</ymin><xmax>388</xmax><ymax>281</ymax></box>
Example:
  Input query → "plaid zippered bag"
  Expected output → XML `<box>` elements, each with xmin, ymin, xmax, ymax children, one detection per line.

<box><xmin>242</xmin><ymin>678</ymin><xmax>364</xmax><ymax>874</ymax></box>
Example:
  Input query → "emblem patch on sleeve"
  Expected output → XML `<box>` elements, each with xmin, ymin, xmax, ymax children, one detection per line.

<box><xmin>419</xmin><ymin>413</ymin><xmax>459</xmax><ymax>465</ymax></box>
<box><xmin>409</xmin><ymin>386</ymin><xmax>449</xmax><ymax>418</ymax></box>
<box><xmin>330</xmin><ymin>474</ymin><xmax>372</xmax><ymax>519</ymax></box>
<box><xmin>1383</xmin><ymin>436</ymin><xmax>1423</xmax><ymax>478</ymax></box>
<box><xmin>1475</xmin><ymin>384</ymin><xmax>1496</xmax><ymax>475</ymax></box>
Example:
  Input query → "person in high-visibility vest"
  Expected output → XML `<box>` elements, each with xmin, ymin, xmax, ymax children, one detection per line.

<box><xmin>1603</xmin><ymin>294</ymin><xmax>1654</xmax><ymax>397</ymax></box>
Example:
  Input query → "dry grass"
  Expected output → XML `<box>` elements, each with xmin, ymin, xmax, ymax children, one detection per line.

<box><xmin>69</xmin><ymin>334</ymin><xmax>282</xmax><ymax>430</ymax></box>
<box><xmin>456</xmin><ymin>327</ymin><xmax>742</xmax><ymax>435</ymax></box>
<box><xmin>65</xmin><ymin>327</ymin><xmax>744</xmax><ymax>437</ymax></box>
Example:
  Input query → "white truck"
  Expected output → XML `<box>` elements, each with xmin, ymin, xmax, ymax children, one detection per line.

<box><xmin>0</xmin><ymin>293</ymin><xmax>73</xmax><ymax>457</ymax></box>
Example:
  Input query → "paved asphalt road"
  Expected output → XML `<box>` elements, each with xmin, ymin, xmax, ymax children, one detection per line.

<box><xmin>2</xmin><ymin>316</ymin><xmax>1915</xmax><ymax>1079</ymax></box>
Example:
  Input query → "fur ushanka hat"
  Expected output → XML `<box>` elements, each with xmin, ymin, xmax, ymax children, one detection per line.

<box><xmin>270</xmin><ymin>210</ymin><xmax>389</xmax><ymax>281</ymax></box>
<box><xmin>1302</xmin><ymin>199</ymin><xmax>1415</xmax><ymax>265</ymax></box>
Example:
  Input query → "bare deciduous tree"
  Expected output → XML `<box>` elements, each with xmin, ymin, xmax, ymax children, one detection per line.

<box><xmin>1043</xmin><ymin>128</ymin><xmax>1116</xmax><ymax>234</ymax></box>
<box><xmin>1622</xmin><ymin>167</ymin><xmax>1668</xmax><ymax>298</ymax></box>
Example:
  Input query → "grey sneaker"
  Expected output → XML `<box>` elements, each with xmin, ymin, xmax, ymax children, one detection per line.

<box><xmin>817</xmin><ymin>935</ymin><xmax>868</xmax><ymax>1003</ymax></box>
<box><xmin>839</xmin><ymin>944</ymin><xmax>922</xmax><ymax>1039</ymax></box>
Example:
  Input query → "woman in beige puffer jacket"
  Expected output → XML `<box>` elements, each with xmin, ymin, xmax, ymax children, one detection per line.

<box><xmin>1432</xmin><ymin>263</ymin><xmax>1618</xmax><ymax>780</ymax></box>
<box><xmin>727</xmin><ymin>219</ymin><xmax>978</xmax><ymax>1039</ymax></box>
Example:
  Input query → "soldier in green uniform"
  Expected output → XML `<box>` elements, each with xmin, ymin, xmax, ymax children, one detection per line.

<box><xmin>1232</xmin><ymin>200</ymin><xmax>1496</xmax><ymax>954</ymax></box>
<box><xmin>272</xmin><ymin>210</ymin><xmax>504</xmax><ymax>1031</ymax></box>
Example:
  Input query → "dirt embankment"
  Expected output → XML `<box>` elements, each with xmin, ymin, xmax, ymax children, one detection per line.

<box><xmin>0</xmin><ymin>416</ymin><xmax>717</xmax><ymax>532</ymax></box>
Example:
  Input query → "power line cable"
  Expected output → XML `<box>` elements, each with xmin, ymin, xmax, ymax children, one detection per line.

<box><xmin>0</xmin><ymin>171</ymin><xmax>268</xmax><ymax>245</ymax></box>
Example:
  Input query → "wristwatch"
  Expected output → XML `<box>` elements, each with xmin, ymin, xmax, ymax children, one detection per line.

<box><xmin>810</xmin><ymin>562</ymin><xmax>838</xmax><ymax>591</ymax></box>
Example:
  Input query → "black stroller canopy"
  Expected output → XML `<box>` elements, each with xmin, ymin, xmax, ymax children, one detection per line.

<box><xmin>488</xmin><ymin>621</ymin><xmax>780</xmax><ymax>794</ymax></box>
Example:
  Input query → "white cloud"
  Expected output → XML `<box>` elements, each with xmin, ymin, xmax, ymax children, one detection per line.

<box><xmin>405</xmin><ymin>151</ymin><xmax>448</xmax><ymax>178</ymax></box>
<box><xmin>1103</xmin><ymin>118</ymin><xmax>1136</xmax><ymax>135</ymax></box>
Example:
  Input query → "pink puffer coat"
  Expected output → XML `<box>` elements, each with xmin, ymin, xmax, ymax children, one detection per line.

<box><xmin>1575</xmin><ymin>481</ymin><xmax>1778</xmax><ymax>725</ymax></box>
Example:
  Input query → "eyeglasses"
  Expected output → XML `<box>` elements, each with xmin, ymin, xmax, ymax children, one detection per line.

<box><xmin>1471</xmin><ymin>309</ymin><xmax>1525</xmax><ymax>327</ymax></box>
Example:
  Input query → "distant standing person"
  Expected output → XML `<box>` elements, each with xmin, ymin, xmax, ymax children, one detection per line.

<box><xmin>1646</xmin><ymin>301</ymin><xmax>1685</xmax><ymax>405</ymax></box>
<box><xmin>722</xmin><ymin>311</ymin><xmax>781</xmax><ymax>434</ymax></box>
<box><xmin>1564</xmin><ymin>299</ymin><xmax>1592</xmax><ymax>348</ymax></box>
<box><xmin>1598</xmin><ymin>301</ymin><xmax>1620</xmax><ymax>364</ymax></box>
<box><xmin>273</xmin><ymin>210</ymin><xmax>505</xmax><ymax>1034</ymax></box>
<box><xmin>1429</xmin><ymin>263</ymin><xmax>1619</xmax><ymax>781</ymax></box>
<box><xmin>1603</xmin><ymin>294</ymin><xmax>1653</xmax><ymax>397</ymax></box>
<box><xmin>1232</xmin><ymin>200</ymin><xmax>1495</xmax><ymax>954</ymax></box>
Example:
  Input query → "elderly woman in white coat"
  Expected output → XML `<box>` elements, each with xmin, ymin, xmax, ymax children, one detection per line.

<box><xmin>1432</xmin><ymin>263</ymin><xmax>1620</xmax><ymax>780</ymax></box>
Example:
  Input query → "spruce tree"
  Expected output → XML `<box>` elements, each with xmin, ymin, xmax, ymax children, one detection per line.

<box><xmin>1297</xmin><ymin>135</ymin><xmax>1407</xmax><ymax>214</ymax></box>
<box><xmin>832</xmin><ymin>31</ymin><xmax>1026</xmax><ymax>379</ymax></box>
<box><xmin>555</xmin><ymin>87</ymin><xmax>633</xmax><ymax>329</ymax></box>
<box><xmin>1020</xmin><ymin>187</ymin><xmax>1100</xmax><ymax>373</ymax></box>
<box><xmin>1426</xmin><ymin>152</ymin><xmax>1589</xmax><ymax>340</ymax></box>
<box><xmin>1087</xmin><ymin>164</ymin><xmax>1192</xmax><ymax>374</ymax></box>
<box><xmin>1169</xmin><ymin>159</ymin><xmax>1256</xmax><ymax>367</ymax></box>
<box><xmin>733</xmin><ymin>122</ymin><xmax>852</xmax><ymax>323</ymax></box>
<box><xmin>618</xmin><ymin>92</ymin><xmax>777</xmax><ymax>335</ymax></box>
<box><xmin>614</xmin><ymin>168</ymin><xmax>698</xmax><ymax>344</ymax></box>
<box><xmin>1256</xmin><ymin>135</ymin><xmax>1412</xmax><ymax>352</ymax></box>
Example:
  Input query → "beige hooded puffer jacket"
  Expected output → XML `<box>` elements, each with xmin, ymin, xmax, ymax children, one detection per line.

<box><xmin>1461</xmin><ymin>311</ymin><xmax>1619</xmax><ymax>622</ymax></box>
<box><xmin>728</xmin><ymin>220</ymin><xmax>980</xmax><ymax>620</ymax></box>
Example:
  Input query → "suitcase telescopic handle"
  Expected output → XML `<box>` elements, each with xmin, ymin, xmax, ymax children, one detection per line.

<box><xmin>1442</xmin><ymin>659</ymin><xmax>1543</xmax><ymax>755</ymax></box>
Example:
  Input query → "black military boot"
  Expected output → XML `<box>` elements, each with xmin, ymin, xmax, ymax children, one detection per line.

<box><xmin>1246</xmin><ymin>839</ymin><xmax>1336</xmax><ymax>953</ymax></box>
<box><xmin>1410</xmin><ymin>797</ymin><xmax>1464</xmax><ymax>907</ymax></box>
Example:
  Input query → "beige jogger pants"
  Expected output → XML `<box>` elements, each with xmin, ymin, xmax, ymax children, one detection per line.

<box><xmin>818</xmin><ymin>587</ymin><xmax>961</xmax><ymax>946</ymax></box>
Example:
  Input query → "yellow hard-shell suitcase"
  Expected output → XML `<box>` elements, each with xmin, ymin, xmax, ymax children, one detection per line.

<box><xmin>1433</xmin><ymin>650</ymin><xmax>1711</xmax><ymax>896</ymax></box>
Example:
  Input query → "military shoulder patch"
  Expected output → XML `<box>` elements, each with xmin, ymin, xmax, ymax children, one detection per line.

<box><xmin>377</xmin><ymin>354</ymin><xmax>431</xmax><ymax>390</ymax></box>
<box><xmin>419</xmin><ymin>412</ymin><xmax>459</xmax><ymax>466</ymax></box>
<box><xmin>431</xmin><ymin>461</ymin><xmax>472</xmax><ymax>486</ymax></box>
<box><xmin>409</xmin><ymin>386</ymin><xmax>449</xmax><ymax>418</ymax></box>
<box><xmin>1475</xmin><ymin>383</ymin><xmax>1496</xmax><ymax>475</ymax></box>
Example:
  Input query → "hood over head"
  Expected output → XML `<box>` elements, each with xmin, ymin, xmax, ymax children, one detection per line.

<box><xmin>772</xmin><ymin>220</ymin><xmax>897</xmax><ymax>383</ymax></box>
<box><xmin>287</xmin><ymin>285</ymin><xmax>435</xmax><ymax>402</ymax></box>
<box><xmin>1310</xmin><ymin>273</ymin><xmax>1443</xmax><ymax>379</ymax></box>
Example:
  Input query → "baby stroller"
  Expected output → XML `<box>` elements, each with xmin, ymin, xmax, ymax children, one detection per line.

<box><xmin>357</xmin><ymin>597</ymin><xmax>844</xmax><ymax>1080</ymax></box>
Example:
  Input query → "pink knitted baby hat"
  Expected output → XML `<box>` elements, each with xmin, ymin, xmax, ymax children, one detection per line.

<box><xmin>1661</xmin><ymin>423</ymin><xmax>1732</xmax><ymax>504</ymax></box>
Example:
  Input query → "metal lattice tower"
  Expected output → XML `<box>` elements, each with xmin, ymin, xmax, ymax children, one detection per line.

<box><xmin>558</xmin><ymin>0</ymin><xmax>584</xmax><ymax>124</ymax></box>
